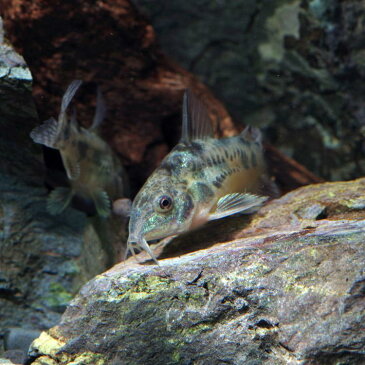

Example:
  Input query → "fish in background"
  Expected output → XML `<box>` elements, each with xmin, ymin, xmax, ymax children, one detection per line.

<box><xmin>30</xmin><ymin>80</ymin><xmax>128</xmax><ymax>218</ymax></box>
<box><xmin>122</xmin><ymin>89</ymin><xmax>270</xmax><ymax>264</ymax></box>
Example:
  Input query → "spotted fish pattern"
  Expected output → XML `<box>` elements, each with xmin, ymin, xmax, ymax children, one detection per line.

<box><xmin>126</xmin><ymin>89</ymin><xmax>268</xmax><ymax>264</ymax></box>
<box><xmin>30</xmin><ymin>80</ymin><xmax>128</xmax><ymax>217</ymax></box>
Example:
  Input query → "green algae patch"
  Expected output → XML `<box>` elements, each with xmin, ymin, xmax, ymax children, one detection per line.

<box><xmin>67</xmin><ymin>352</ymin><xmax>105</xmax><ymax>365</ymax></box>
<box><xmin>44</xmin><ymin>282</ymin><xmax>74</xmax><ymax>310</ymax></box>
<box><xmin>171</xmin><ymin>350</ymin><xmax>181</xmax><ymax>363</ymax></box>
<box><xmin>122</xmin><ymin>275</ymin><xmax>177</xmax><ymax>301</ymax></box>
<box><xmin>181</xmin><ymin>323</ymin><xmax>212</xmax><ymax>336</ymax></box>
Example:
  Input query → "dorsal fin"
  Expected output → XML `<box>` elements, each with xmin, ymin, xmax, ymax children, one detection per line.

<box><xmin>60</xmin><ymin>80</ymin><xmax>82</xmax><ymax>114</ymax></box>
<box><xmin>180</xmin><ymin>89</ymin><xmax>213</xmax><ymax>143</ymax></box>
<box><xmin>90</xmin><ymin>86</ymin><xmax>106</xmax><ymax>130</ymax></box>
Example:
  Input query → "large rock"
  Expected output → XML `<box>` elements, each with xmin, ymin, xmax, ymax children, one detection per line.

<box><xmin>27</xmin><ymin>178</ymin><xmax>365</xmax><ymax>364</ymax></box>
<box><xmin>133</xmin><ymin>0</ymin><xmax>365</xmax><ymax>182</ymax></box>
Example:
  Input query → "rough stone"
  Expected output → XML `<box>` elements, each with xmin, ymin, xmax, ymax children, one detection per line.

<box><xmin>27</xmin><ymin>178</ymin><xmax>365</xmax><ymax>364</ymax></box>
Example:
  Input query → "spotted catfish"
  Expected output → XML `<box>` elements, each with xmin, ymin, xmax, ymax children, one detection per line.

<box><xmin>30</xmin><ymin>80</ymin><xmax>128</xmax><ymax>217</ymax></box>
<box><xmin>125</xmin><ymin>89</ymin><xmax>268</xmax><ymax>264</ymax></box>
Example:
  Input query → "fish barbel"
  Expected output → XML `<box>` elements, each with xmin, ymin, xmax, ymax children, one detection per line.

<box><xmin>126</xmin><ymin>89</ymin><xmax>268</xmax><ymax>264</ymax></box>
<box><xmin>30</xmin><ymin>80</ymin><xmax>128</xmax><ymax>217</ymax></box>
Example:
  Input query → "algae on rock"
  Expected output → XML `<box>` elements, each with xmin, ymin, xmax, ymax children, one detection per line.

<box><xmin>28</xmin><ymin>178</ymin><xmax>365</xmax><ymax>364</ymax></box>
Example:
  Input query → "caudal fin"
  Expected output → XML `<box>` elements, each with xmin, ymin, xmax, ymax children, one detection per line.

<box><xmin>241</xmin><ymin>125</ymin><xmax>262</xmax><ymax>144</ymax></box>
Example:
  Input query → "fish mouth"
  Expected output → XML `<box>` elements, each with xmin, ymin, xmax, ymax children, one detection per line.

<box><xmin>126</xmin><ymin>236</ymin><xmax>159</xmax><ymax>265</ymax></box>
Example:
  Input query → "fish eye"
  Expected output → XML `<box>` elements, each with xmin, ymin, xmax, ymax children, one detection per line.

<box><xmin>157</xmin><ymin>195</ymin><xmax>173</xmax><ymax>212</ymax></box>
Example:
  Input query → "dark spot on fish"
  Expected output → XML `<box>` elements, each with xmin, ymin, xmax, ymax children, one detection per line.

<box><xmin>216</xmin><ymin>154</ymin><xmax>223</xmax><ymax>164</ymax></box>
<box><xmin>160</xmin><ymin>160</ymin><xmax>174</xmax><ymax>175</ymax></box>
<box><xmin>206</xmin><ymin>158</ymin><xmax>213</xmax><ymax>167</ymax></box>
<box><xmin>212</xmin><ymin>172</ymin><xmax>227</xmax><ymax>189</ymax></box>
<box><xmin>218</xmin><ymin>173</ymin><xmax>225</xmax><ymax>183</ymax></box>
<box><xmin>224</xmin><ymin>150</ymin><xmax>229</xmax><ymax>159</ymax></box>
<box><xmin>182</xmin><ymin>193</ymin><xmax>194</xmax><ymax>220</ymax></box>
<box><xmin>77</xmin><ymin>141</ymin><xmax>89</xmax><ymax>158</ymax></box>
<box><xmin>239</xmin><ymin>136</ymin><xmax>249</xmax><ymax>145</ymax></box>
<box><xmin>173</xmin><ymin>143</ymin><xmax>189</xmax><ymax>153</ymax></box>
<box><xmin>190</xmin><ymin>141</ymin><xmax>204</xmax><ymax>154</ymax></box>
<box><xmin>240</xmin><ymin>149</ymin><xmax>250</xmax><ymax>169</ymax></box>
<box><xmin>213</xmin><ymin>180</ymin><xmax>222</xmax><ymax>188</ymax></box>
<box><xmin>195</xmin><ymin>182</ymin><xmax>214</xmax><ymax>200</ymax></box>
<box><xmin>236</xmin><ymin>148</ymin><xmax>241</xmax><ymax>159</ymax></box>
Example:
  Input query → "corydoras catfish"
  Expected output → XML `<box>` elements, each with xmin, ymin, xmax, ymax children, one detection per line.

<box><xmin>126</xmin><ymin>90</ymin><xmax>268</xmax><ymax>264</ymax></box>
<box><xmin>30</xmin><ymin>80</ymin><xmax>128</xmax><ymax>217</ymax></box>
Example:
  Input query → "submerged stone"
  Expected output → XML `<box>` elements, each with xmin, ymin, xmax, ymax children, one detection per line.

<box><xmin>28</xmin><ymin>178</ymin><xmax>365</xmax><ymax>364</ymax></box>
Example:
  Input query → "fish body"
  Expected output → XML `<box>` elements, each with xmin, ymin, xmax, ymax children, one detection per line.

<box><xmin>31</xmin><ymin>80</ymin><xmax>127</xmax><ymax>217</ymax></box>
<box><xmin>127</xmin><ymin>90</ymin><xmax>268</xmax><ymax>263</ymax></box>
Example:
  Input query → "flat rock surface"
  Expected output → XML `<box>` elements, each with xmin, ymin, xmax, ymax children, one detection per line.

<box><xmin>28</xmin><ymin>178</ymin><xmax>365</xmax><ymax>364</ymax></box>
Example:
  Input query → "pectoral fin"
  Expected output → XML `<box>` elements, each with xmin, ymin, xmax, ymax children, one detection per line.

<box><xmin>30</xmin><ymin>117</ymin><xmax>59</xmax><ymax>148</ymax></box>
<box><xmin>47</xmin><ymin>187</ymin><xmax>73</xmax><ymax>215</ymax></box>
<box><xmin>93</xmin><ymin>191</ymin><xmax>111</xmax><ymax>218</ymax></box>
<box><xmin>209</xmin><ymin>193</ymin><xmax>268</xmax><ymax>221</ymax></box>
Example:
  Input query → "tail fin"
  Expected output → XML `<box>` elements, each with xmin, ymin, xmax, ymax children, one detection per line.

<box><xmin>241</xmin><ymin>125</ymin><xmax>262</xmax><ymax>144</ymax></box>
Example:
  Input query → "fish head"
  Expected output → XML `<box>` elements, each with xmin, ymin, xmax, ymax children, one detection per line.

<box><xmin>128</xmin><ymin>175</ymin><xmax>195</xmax><ymax>247</ymax></box>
